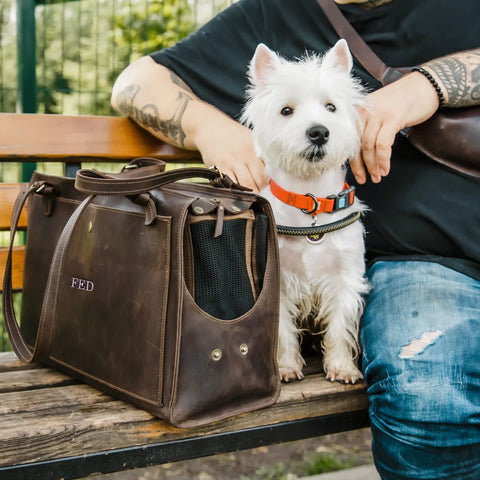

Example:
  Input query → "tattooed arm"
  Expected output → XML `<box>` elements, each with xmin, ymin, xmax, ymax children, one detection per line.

<box><xmin>422</xmin><ymin>49</ymin><xmax>480</xmax><ymax>107</ymax></box>
<box><xmin>350</xmin><ymin>48</ymin><xmax>480</xmax><ymax>184</ymax></box>
<box><xmin>111</xmin><ymin>56</ymin><xmax>267</xmax><ymax>191</ymax></box>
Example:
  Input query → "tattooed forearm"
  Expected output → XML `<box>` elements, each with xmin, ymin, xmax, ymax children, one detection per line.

<box><xmin>116</xmin><ymin>84</ymin><xmax>192</xmax><ymax>148</ymax></box>
<box><xmin>425</xmin><ymin>50</ymin><xmax>480</xmax><ymax>107</ymax></box>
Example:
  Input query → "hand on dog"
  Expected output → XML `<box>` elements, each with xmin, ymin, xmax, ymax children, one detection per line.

<box><xmin>194</xmin><ymin>117</ymin><xmax>268</xmax><ymax>192</ymax></box>
<box><xmin>350</xmin><ymin>71</ymin><xmax>441</xmax><ymax>184</ymax></box>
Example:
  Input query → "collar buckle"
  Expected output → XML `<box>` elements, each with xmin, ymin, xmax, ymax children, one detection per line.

<box><xmin>327</xmin><ymin>185</ymin><xmax>355</xmax><ymax>211</ymax></box>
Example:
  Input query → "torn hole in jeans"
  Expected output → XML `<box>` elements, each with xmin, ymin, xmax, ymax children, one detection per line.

<box><xmin>398</xmin><ymin>330</ymin><xmax>444</xmax><ymax>359</ymax></box>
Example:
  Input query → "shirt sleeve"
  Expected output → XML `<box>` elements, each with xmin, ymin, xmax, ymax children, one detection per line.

<box><xmin>150</xmin><ymin>0</ymin><xmax>271</xmax><ymax>119</ymax></box>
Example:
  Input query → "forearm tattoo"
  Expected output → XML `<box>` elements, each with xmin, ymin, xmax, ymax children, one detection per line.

<box><xmin>116</xmin><ymin>82</ymin><xmax>192</xmax><ymax>148</ymax></box>
<box><xmin>426</xmin><ymin>50</ymin><xmax>480</xmax><ymax>107</ymax></box>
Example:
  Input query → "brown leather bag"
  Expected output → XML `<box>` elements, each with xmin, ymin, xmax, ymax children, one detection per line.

<box><xmin>316</xmin><ymin>0</ymin><xmax>480</xmax><ymax>179</ymax></box>
<box><xmin>3</xmin><ymin>159</ymin><xmax>281</xmax><ymax>428</ymax></box>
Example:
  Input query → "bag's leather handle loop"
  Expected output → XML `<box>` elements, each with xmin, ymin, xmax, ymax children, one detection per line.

<box><xmin>316</xmin><ymin>0</ymin><xmax>405</xmax><ymax>85</ymax></box>
<box><xmin>75</xmin><ymin>165</ymin><xmax>251</xmax><ymax>196</ymax></box>
<box><xmin>1</xmin><ymin>183</ymin><xmax>94</xmax><ymax>363</ymax></box>
<box><xmin>3</xmin><ymin>183</ymin><xmax>40</xmax><ymax>362</ymax></box>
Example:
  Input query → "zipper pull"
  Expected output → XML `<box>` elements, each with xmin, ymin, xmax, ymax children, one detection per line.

<box><xmin>214</xmin><ymin>199</ymin><xmax>225</xmax><ymax>238</ymax></box>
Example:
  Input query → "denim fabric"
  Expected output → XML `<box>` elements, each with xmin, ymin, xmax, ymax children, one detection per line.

<box><xmin>360</xmin><ymin>261</ymin><xmax>480</xmax><ymax>480</ymax></box>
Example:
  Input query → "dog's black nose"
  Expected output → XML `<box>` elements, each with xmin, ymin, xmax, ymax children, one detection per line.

<box><xmin>307</xmin><ymin>125</ymin><xmax>329</xmax><ymax>146</ymax></box>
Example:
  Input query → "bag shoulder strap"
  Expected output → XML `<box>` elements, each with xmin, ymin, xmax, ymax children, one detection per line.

<box><xmin>316</xmin><ymin>0</ymin><xmax>403</xmax><ymax>84</ymax></box>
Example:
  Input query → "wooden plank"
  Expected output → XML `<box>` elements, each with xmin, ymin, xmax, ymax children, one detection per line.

<box><xmin>0</xmin><ymin>184</ymin><xmax>28</xmax><ymax>230</ymax></box>
<box><xmin>0</xmin><ymin>114</ymin><xmax>201</xmax><ymax>163</ymax></box>
<box><xmin>0</xmin><ymin>246</ymin><xmax>25</xmax><ymax>292</ymax></box>
<box><xmin>0</xmin><ymin>352</ymin><xmax>30</xmax><ymax>372</ymax></box>
<box><xmin>0</xmin><ymin>368</ymin><xmax>75</xmax><ymax>393</ymax></box>
<box><xmin>0</xmin><ymin>384</ymin><xmax>111</xmax><ymax>415</ymax></box>
<box><xmin>0</xmin><ymin>367</ymin><xmax>367</xmax><ymax>468</ymax></box>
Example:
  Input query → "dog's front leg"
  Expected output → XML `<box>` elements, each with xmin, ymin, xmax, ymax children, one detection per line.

<box><xmin>323</xmin><ymin>330</ymin><xmax>363</xmax><ymax>384</ymax></box>
<box><xmin>277</xmin><ymin>289</ymin><xmax>305</xmax><ymax>382</ymax></box>
<box><xmin>321</xmin><ymin>291</ymin><xmax>364</xmax><ymax>384</ymax></box>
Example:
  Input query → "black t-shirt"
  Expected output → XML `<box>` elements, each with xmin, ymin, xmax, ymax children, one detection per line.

<box><xmin>151</xmin><ymin>0</ymin><xmax>480</xmax><ymax>280</ymax></box>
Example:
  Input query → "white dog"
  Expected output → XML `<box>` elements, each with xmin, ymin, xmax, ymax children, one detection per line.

<box><xmin>241</xmin><ymin>40</ymin><xmax>370</xmax><ymax>384</ymax></box>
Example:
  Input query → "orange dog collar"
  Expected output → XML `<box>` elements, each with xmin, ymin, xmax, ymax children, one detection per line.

<box><xmin>269</xmin><ymin>179</ymin><xmax>355</xmax><ymax>216</ymax></box>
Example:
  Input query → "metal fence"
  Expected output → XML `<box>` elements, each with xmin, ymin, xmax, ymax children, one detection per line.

<box><xmin>0</xmin><ymin>0</ymin><xmax>232</xmax><ymax>116</ymax></box>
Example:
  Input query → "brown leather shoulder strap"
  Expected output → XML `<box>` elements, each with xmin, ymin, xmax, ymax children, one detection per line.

<box><xmin>316</xmin><ymin>0</ymin><xmax>402</xmax><ymax>84</ymax></box>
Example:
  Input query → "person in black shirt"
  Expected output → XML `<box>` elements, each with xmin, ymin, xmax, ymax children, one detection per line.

<box><xmin>111</xmin><ymin>1</ymin><xmax>480</xmax><ymax>478</ymax></box>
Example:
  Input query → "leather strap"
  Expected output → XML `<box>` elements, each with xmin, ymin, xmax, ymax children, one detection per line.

<box><xmin>315</xmin><ymin>0</ymin><xmax>403</xmax><ymax>84</ymax></box>
<box><xmin>75</xmin><ymin>166</ymin><xmax>250</xmax><ymax>196</ymax></box>
<box><xmin>1</xmin><ymin>183</ymin><xmax>94</xmax><ymax>363</ymax></box>
<box><xmin>3</xmin><ymin>183</ymin><xmax>40</xmax><ymax>362</ymax></box>
<box><xmin>270</xmin><ymin>179</ymin><xmax>355</xmax><ymax>216</ymax></box>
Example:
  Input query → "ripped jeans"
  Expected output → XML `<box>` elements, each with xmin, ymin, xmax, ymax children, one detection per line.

<box><xmin>360</xmin><ymin>261</ymin><xmax>480</xmax><ymax>480</ymax></box>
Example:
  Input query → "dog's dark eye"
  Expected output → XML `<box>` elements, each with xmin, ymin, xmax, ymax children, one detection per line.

<box><xmin>281</xmin><ymin>106</ymin><xmax>294</xmax><ymax>116</ymax></box>
<box><xmin>325</xmin><ymin>103</ymin><xmax>336</xmax><ymax>112</ymax></box>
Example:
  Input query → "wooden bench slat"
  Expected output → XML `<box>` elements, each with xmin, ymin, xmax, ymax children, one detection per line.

<box><xmin>0</xmin><ymin>184</ymin><xmax>28</xmax><ymax>230</ymax></box>
<box><xmin>0</xmin><ymin>368</ymin><xmax>75</xmax><ymax>394</ymax></box>
<box><xmin>0</xmin><ymin>384</ymin><xmax>111</xmax><ymax>416</ymax></box>
<box><xmin>0</xmin><ymin>246</ymin><xmax>25</xmax><ymax>292</ymax></box>
<box><xmin>0</xmin><ymin>114</ymin><xmax>201</xmax><ymax>163</ymax></box>
<box><xmin>0</xmin><ymin>358</ymin><xmax>367</xmax><ymax>469</ymax></box>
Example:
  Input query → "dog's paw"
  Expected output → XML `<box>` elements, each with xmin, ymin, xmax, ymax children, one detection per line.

<box><xmin>325</xmin><ymin>364</ymin><xmax>363</xmax><ymax>384</ymax></box>
<box><xmin>279</xmin><ymin>366</ymin><xmax>304</xmax><ymax>383</ymax></box>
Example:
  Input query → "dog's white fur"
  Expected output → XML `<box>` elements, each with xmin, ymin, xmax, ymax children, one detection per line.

<box><xmin>241</xmin><ymin>40</ymin><xmax>370</xmax><ymax>383</ymax></box>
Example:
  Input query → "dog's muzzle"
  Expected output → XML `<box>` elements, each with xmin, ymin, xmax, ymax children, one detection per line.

<box><xmin>302</xmin><ymin>145</ymin><xmax>326</xmax><ymax>162</ymax></box>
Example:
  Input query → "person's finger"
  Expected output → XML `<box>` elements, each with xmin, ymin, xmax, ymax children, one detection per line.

<box><xmin>374</xmin><ymin>123</ymin><xmax>396</xmax><ymax>178</ymax></box>
<box><xmin>349</xmin><ymin>150</ymin><xmax>367</xmax><ymax>184</ymax></box>
<box><xmin>248</xmin><ymin>157</ymin><xmax>267</xmax><ymax>192</ymax></box>
<box><xmin>361</xmin><ymin>117</ymin><xmax>382</xmax><ymax>183</ymax></box>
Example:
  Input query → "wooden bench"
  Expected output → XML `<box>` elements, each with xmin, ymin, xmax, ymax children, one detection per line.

<box><xmin>0</xmin><ymin>113</ymin><xmax>369</xmax><ymax>480</ymax></box>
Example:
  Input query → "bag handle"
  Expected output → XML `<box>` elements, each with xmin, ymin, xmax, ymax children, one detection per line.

<box><xmin>315</xmin><ymin>0</ymin><xmax>404</xmax><ymax>84</ymax></box>
<box><xmin>2</xmin><ymin>184</ymin><xmax>41</xmax><ymax>362</ymax></box>
<box><xmin>2</xmin><ymin>182</ymin><xmax>93</xmax><ymax>363</ymax></box>
<box><xmin>75</xmin><ymin>165</ymin><xmax>251</xmax><ymax>196</ymax></box>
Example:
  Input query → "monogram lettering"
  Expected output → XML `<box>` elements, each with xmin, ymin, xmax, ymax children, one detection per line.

<box><xmin>71</xmin><ymin>277</ymin><xmax>94</xmax><ymax>292</ymax></box>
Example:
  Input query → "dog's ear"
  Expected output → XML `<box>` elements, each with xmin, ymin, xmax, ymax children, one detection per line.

<box><xmin>323</xmin><ymin>39</ymin><xmax>353</xmax><ymax>73</ymax></box>
<box><xmin>251</xmin><ymin>43</ymin><xmax>278</xmax><ymax>87</ymax></box>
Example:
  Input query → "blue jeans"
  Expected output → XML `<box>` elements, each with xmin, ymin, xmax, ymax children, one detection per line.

<box><xmin>360</xmin><ymin>261</ymin><xmax>480</xmax><ymax>480</ymax></box>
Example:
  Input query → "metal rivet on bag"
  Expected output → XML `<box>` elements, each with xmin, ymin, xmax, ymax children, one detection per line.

<box><xmin>240</xmin><ymin>343</ymin><xmax>248</xmax><ymax>355</ymax></box>
<box><xmin>193</xmin><ymin>206</ymin><xmax>205</xmax><ymax>214</ymax></box>
<box><xmin>211</xmin><ymin>349</ymin><xmax>222</xmax><ymax>361</ymax></box>
<box><xmin>88</xmin><ymin>221</ymin><xmax>93</xmax><ymax>233</ymax></box>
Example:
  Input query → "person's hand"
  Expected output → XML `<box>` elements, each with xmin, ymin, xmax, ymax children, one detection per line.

<box><xmin>193</xmin><ymin>114</ymin><xmax>268</xmax><ymax>192</ymax></box>
<box><xmin>350</xmin><ymin>71</ymin><xmax>440</xmax><ymax>184</ymax></box>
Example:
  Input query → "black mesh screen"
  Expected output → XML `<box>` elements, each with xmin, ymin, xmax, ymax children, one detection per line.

<box><xmin>189</xmin><ymin>218</ymin><xmax>254</xmax><ymax>320</ymax></box>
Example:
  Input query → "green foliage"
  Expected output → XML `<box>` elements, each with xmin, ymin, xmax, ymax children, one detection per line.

<box><xmin>34</xmin><ymin>0</ymin><xmax>193</xmax><ymax>115</ymax></box>
<box><xmin>304</xmin><ymin>453</ymin><xmax>355</xmax><ymax>475</ymax></box>
<box><xmin>0</xmin><ymin>0</ymin><xmax>230</xmax><ymax>115</ymax></box>
<box><xmin>0</xmin><ymin>0</ymin><xmax>17</xmax><ymax>112</ymax></box>
<box><xmin>240</xmin><ymin>462</ymin><xmax>294</xmax><ymax>480</ymax></box>
<box><xmin>113</xmin><ymin>1</ymin><xmax>194</xmax><ymax>58</ymax></box>
<box><xmin>0</xmin><ymin>293</ymin><xmax>21</xmax><ymax>352</ymax></box>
